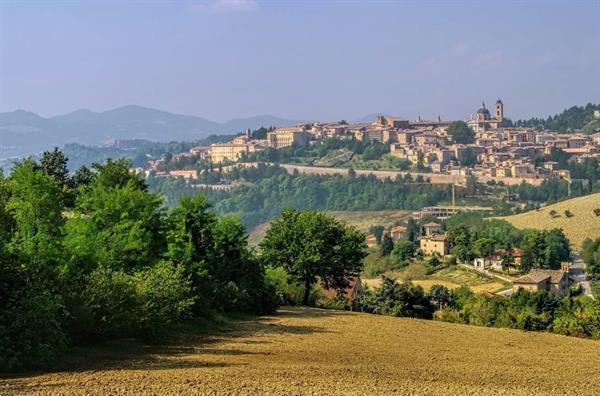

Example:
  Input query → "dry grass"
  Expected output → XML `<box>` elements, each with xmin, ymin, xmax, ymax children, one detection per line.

<box><xmin>501</xmin><ymin>193</ymin><xmax>600</xmax><ymax>248</ymax></box>
<box><xmin>2</xmin><ymin>306</ymin><xmax>599</xmax><ymax>395</ymax></box>
<box><xmin>248</xmin><ymin>210</ymin><xmax>410</xmax><ymax>245</ymax></box>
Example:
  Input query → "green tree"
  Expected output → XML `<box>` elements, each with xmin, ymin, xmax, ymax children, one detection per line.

<box><xmin>473</xmin><ymin>238</ymin><xmax>495</xmax><ymax>268</ymax></box>
<box><xmin>428</xmin><ymin>284</ymin><xmax>452</xmax><ymax>310</ymax></box>
<box><xmin>260</xmin><ymin>209</ymin><xmax>367</xmax><ymax>305</ymax></box>
<box><xmin>406</xmin><ymin>217</ymin><xmax>420</xmax><ymax>242</ymax></box>
<box><xmin>447</xmin><ymin>121</ymin><xmax>475</xmax><ymax>144</ymax></box>
<box><xmin>501</xmin><ymin>249</ymin><xmax>515</xmax><ymax>273</ymax></box>
<box><xmin>7</xmin><ymin>159</ymin><xmax>65</xmax><ymax>268</ymax></box>
<box><xmin>391</xmin><ymin>240</ymin><xmax>415</xmax><ymax>267</ymax></box>
<box><xmin>40</xmin><ymin>147</ymin><xmax>69</xmax><ymax>186</ymax></box>
<box><xmin>380</xmin><ymin>233</ymin><xmax>394</xmax><ymax>256</ymax></box>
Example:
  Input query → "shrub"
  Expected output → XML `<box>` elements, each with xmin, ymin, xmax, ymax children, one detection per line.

<box><xmin>134</xmin><ymin>261</ymin><xmax>196</xmax><ymax>338</ymax></box>
<box><xmin>78</xmin><ymin>262</ymin><xmax>195</xmax><ymax>341</ymax></box>
<box><xmin>80</xmin><ymin>266</ymin><xmax>139</xmax><ymax>340</ymax></box>
<box><xmin>0</xmin><ymin>262</ymin><xmax>66</xmax><ymax>371</ymax></box>
<box><xmin>265</xmin><ymin>266</ymin><xmax>321</xmax><ymax>306</ymax></box>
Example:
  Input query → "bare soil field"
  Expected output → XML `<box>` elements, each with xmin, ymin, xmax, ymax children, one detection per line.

<box><xmin>2</xmin><ymin>307</ymin><xmax>599</xmax><ymax>395</ymax></box>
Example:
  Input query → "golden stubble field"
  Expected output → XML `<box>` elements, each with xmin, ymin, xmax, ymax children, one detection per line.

<box><xmin>2</xmin><ymin>307</ymin><xmax>599</xmax><ymax>395</ymax></box>
<box><xmin>502</xmin><ymin>193</ymin><xmax>600</xmax><ymax>248</ymax></box>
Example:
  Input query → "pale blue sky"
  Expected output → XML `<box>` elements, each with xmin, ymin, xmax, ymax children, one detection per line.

<box><xmin>1</xmin><ymin>0</ymin><xmax>598</xmax><ymax>121</ymax></box>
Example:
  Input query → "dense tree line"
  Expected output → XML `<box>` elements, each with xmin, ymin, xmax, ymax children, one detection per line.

<box><xmin>204</xmin><ymin>165</ymin><xmax>453</xmax><ymax>228</ymax></box>
<box><xmin>512</xmin><ymin>103</ymin><xmax>600</xmax><ymax>132</ymax></box>
<box><xmin>445</xmin><ymin>214</ymin><xmax>570</xmax><ymax>271</ymax></box>
<box><xmin>583</xmin><ymin>238</ymin><xmax>600</xmax><ymax>278</ymax></box>
<box><xmin>353</xmin><ymin>278</ymin><xmax>600</xmax><ymax>338</ymax></box>
<box><xmin>0</xmin><ymin>150</ymin><xmax>278</xmax><ymax>371</ymax></box>
<box><xmin>245</xmin><ymin>137</ymin><xmax>394</xmax><ymax>165</ymax></box>
<box><xmin>435</xmin><ymin>286</ymin><xmax>600</xmax><ymax>338</ymax></box>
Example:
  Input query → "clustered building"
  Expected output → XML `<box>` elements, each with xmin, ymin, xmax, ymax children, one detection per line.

<box><xmin>148</xmin><ymin>100</ymin><xmax>600</xmax><ymax>188</ymax></box>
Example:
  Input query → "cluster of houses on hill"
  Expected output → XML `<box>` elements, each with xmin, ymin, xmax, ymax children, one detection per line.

<box><xmin>137</xmin><ymin>100</ymin><xmax>599</xmax><ymax>187</ymax></box>
<box><xmin>365</xmin><ymin>220</ymin><xmax>572</xmax><ymax>298</ymax></box>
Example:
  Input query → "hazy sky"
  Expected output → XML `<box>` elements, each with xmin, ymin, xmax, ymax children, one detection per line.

<box><xmin>1</xmin><ymin>0</ymin><xmax>599</xmax><ymax>122</ymax></box>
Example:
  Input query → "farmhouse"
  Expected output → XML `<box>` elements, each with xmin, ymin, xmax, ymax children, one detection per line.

<box><xmin>473</xmin><ymin>248</ymin><xmax>522</xmax><ymax>271</ymax></box>
<box><xmin>512</xmin><ymin>262</ymin><xmax>570</xmax><ymax>296</ymax></box>
<box><xmin>419</xmin><ymin>233</ymin><xmax>449</xmax><ymax>256</ymax></box>
<box><xmin>390</xmin><ymin>225</ymin><xmax>407</xmax><ymax>241</ymax></box>
<box><xmin>423</xmin><ymin>222</ymin><xmax>443</xmax><ymax>236</ymax></box>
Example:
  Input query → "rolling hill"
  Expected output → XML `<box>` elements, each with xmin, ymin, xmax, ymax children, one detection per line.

<box><xmin>502</xmin><ymin>193</ymin><xmax>600</xmax><ymax>248</ymax></box>
<box><xmin>3</xmin><ymin>307</ymin><xmax>599</xmax><ymax>395</ymax></box>
<box><xmin>0</xmin><ymin>106</ymin><xmax>302</xmax><ymax>159</ymax></box>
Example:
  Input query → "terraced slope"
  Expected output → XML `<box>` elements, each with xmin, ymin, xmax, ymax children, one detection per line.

<box><xmin>3</xmin><ymin>307</ymin><xmax>599</xmax><ymax>395</ymax></box>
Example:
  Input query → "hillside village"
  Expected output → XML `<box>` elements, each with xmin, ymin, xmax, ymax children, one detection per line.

<box><xmin>141</xmin><ymin>101</ymin><xmax>600</xmax><ymax>187</ymax></box>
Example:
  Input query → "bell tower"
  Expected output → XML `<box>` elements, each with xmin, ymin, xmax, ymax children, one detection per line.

<box><xmin>495</xmin><ymin>99</ymin><xmax>504</xmax><ymax>121</ymax></box>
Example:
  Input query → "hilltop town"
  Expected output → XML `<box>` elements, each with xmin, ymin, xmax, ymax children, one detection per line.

<box><xmin>143</xmin><ymin>101</ymin><xmax>600</xmax><ymax>187</ymax></box>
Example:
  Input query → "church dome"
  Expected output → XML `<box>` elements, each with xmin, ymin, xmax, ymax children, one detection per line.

<box><xmin>477</xmin><ymin>102</ymin><xmax>490</xmax><ymax>116</ymax></box>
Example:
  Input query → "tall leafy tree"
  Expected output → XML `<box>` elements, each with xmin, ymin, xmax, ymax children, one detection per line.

<box><xmin>447</xmin><ymin>121</ymin><xmax>475</xmax><ymax>144</ymax></box>
<box><xmin>260</xmin><ymin>209</ymin><xmax>367</xmax><ymax>305</ymax></box>
<box><xmin>380</xmin><ymin>233</ymin><xmax>394</xmax><ymax>256</ymax></box>
<box><xmin>7</xmin><ymin>159</ymin><xmax>65</xmax><ymax>268</ymax></box>
<box><xmin>40</xmin><ymin>147</ymin><xmax>69</xmax><ymax>187</ymax></box>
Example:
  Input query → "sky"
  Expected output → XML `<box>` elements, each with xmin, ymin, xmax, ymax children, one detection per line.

<box><xmin>0</xmin><ymin>0</ymin><xmax>599</xmax><ymax>122</ymax></box>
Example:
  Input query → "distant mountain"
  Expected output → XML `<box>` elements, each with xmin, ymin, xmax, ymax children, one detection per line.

<box><xmin>0</xmin><ymin>106</ymin><xmax>301</xmax><ymax>159</ymax></box>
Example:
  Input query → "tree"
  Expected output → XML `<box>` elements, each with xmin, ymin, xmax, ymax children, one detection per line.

<box><xmin>501</xmin><ymin>249</ymin><xmax>515</xmax><ymax>273</ymax></box>
<box><xmin>391</xmin><ymin>240</ymin><xmax>416</xmax><ymax>267</ymax></box>
<box><xmin>71</xmin><ymin>166</ymin><xmax>95</xmax><ymax>188</ymax></box>
<box><xmin>473</xmin><ymin>238</ymin><xmax>495</xmax><ymax>268</ymax></box>
<box><xmin>380</xmin><ymin>233</ymin><xmax>394</xmax><ymax>256</ymax></box>
<box><xmin>406</xmin><ymin>217</ymin><xmax>419</xmax><ymax>242</ymax></box>
<box><xmin>447</xmin><ymin>121</ymin><xmax>475</xmax><ymax>144</ymax></box>
<box><xmin>368</xmin><ymin>225</ymin><xmax>385</xmax><ymax>244</ymax></box>
<box><xmin>92</xmin><ymin>158</ymin><xmax>147</xmax><ymax>191</ymax></box>
<box><xmin>40</xmin><ymin>147</ymin><xmax>69</xmax><ymax>186</ymax></box>
<box><xmin>371</xmin><ymin>277</ymin><xmax>433</xmax><ymax>318</ymax></box>
<box><xmin>7</xmin><ymin>159</ymin><xmax>65</xmax><ymax>268</ymax></box>
<box><xmin>465</xmin><ymin>175</ymin><xmax>481</xmax><ymax>196</ymax></box>
<box><xmin>428</xmin><ymin>284</ymin><xmax>452</xmax><ymax>310</ymax></box>
<box><xmin>260</xmin><ymin>209</ymin><xmax>367</xmax><ymax>305</ymax></box>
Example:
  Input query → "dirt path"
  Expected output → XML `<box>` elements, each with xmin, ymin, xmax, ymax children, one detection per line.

<box><xmin>2</xmin><ymin>307</ymin><xmax>599</xmax><ymax>395</ymax></box>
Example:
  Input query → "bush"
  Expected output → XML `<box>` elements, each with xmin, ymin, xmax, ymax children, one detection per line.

<box><xmin>265</xmin><ymin>266</ymin><xmax>322</xmax><ymax>306</ymax></box>
<box><xmin>80</xmin><ymin>266</ymin><xmax>139</xmax><ymax>340</ymax></box>
<box><xmin>0</xmin><ymin>283</ymin><xmax>66</xmax><ymax>371</ymax></box>
<box><xmin>134</xmin><ymin>261</ymin><xmax>196</xmax><ymax>338</ymax></box>
<box><xmin>78</xmin><ymin>262</ymin><xmax>195</xmax><ymax>341</ymax></box>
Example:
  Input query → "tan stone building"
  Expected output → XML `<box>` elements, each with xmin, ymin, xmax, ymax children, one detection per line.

<box><xmin>390</xmin><ymin>226</ymin><xmax>407</xmax><ymax>241</ymax></box>
<box><xmin>208</xmin><ymin>136</ymin><xmax>263</xmax><ymax>163</ymax></box>
<box><xmin>468</xmin><ymin>100</ymin><xmax>504</xmax><ymax>132</ymax></box>
<box><xmin>419</xmin><ymin>234</ymin><xmax>449</xmax><ymax>256</ymax></box>
<box><xmin>267</xmin><ymin>127</ymin><xmax>310</xmax><ymax>148</ymax></box>
<box><xmin>512</xmin><ymin>263</ymin><xmax>570</xmax><ymax>296</ymax></box>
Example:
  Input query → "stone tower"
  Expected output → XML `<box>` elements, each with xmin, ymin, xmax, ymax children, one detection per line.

<box><xmin>495</xmin><ymin>99</ymin><xmax>504</xmax><ymax>121</ymax></box>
